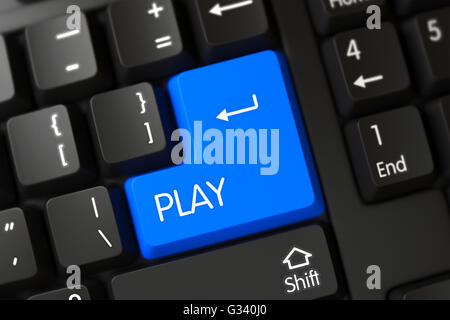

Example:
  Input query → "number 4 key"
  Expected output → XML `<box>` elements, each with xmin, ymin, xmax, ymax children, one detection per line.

<box><xmin>323</xmin><ymin>23</ymin><xmax>412</xmax><ymax>117</ymax></box>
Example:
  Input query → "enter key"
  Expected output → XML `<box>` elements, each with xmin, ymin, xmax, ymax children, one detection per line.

<box><xmin>125</xmin><ymin>51</ymin><xmax>325</xmax><ymax>260</ymax></box>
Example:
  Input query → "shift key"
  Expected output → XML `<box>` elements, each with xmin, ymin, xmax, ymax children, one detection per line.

<box><xmin>111</xmin><ymin>225</ymin><xmax>338</xmax><ymax>300</ymax></box>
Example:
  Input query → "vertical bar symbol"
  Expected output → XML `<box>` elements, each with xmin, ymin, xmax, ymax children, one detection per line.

<box><xmin>91</xmin><ymin>197</ymin><xmax>99</xmax><ymax>219</ymax></box>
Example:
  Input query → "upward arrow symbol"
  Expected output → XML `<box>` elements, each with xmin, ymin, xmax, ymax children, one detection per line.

<box><xmin>209</xmin><ymin>0</ymin><xmax>254</xmax><ymax>16</ymax></box>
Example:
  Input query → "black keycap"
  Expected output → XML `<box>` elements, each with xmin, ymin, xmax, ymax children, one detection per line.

<box><xmin>46</xmin><ymin>187</ymin><xmax>124</xmax><ymax>270</ymax></box>
<box><xmin>29</xmin><ymin>286</ymin><xmax>91</xmax><ymax>300</ymax></box>
<box><xmin>0</xmin><ymin>35</ymin><xmax>30</xmax><ymax>120</ymax></box>
<box><xmin>323</xmin><ymin>23</ymin><xmax>411</xmax><ymax>117</ymax></box>
<box><xmin>25</xmin><ymin>13</ymin><xmax>108</xmax><ymax>104</ymax></box>
<box><xmin>89</xmin><ymin>83</ymin><xmax>168</xmax><ymax>176</ymax></box>
<box><xmin>112</xmin><ymin>225</ymin><xmax>338</xmax><ymax>300</ymax></box>
<box><xmin>0</xmin><ymin>35</ymin><xmax>15</xmax><ymax>113</ymax></box>
<box><xmin>390</xmin><ymin>275</ymin><xmax>450</xmax><ymax>300</ymax></box>
<box><xmin>272</xmin><ymin>0</ymin><xmax>450</xmax><ymax>300</ymax></box>
<box><xmin>107</xmin><ymin>0</ymin><xmax>192</xmax><ymax>83</ymax></box>
<box><xmin>6</xmin><ymin>105</ymin><xmax>93</xmax><ymax>197</ymax></box>
<box><xmin>0</xmin><ymin>137</ymin><xmax>15</xmax><ymax>210</ymax></box>
<box><xmin>394</xmin><ymin>0</ymin><xmax>450</xmax><ymax>16</ymax></box>
<box><xmin>426</xmin><ymin>96</ymin><xmax>450</xmax><ymax>179</ymax></box>
<box><xmin>186</xmin><ymin>0</ymin><xmax>272</xmax><ymax>63</ymax></box>
<box><xmin>0</xmin><ymin>208</ymin><xmax>37</xmax><ymax>287</ymax></box>
<box><xmin>403</xmin><ymin>7</ymin><xmax>450</xmax><ymax>96</ymax></box>
<box><xmin>307</xmin><ymin>0</ymin><xmax>387</xmax><ymax>35</ymax></box>
<box><xmin>345</xmin><ymin>106</ymin><xmax>435</xmax><ymax>202</ymax></box>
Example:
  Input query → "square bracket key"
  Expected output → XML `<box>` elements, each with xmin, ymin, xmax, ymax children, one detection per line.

<box><xmin>7</xmin><ymin>105</ymin><xmax>93</xmax><ymax>197</ymax></box>
<box><xmin>89</xmin><ymin>83</ymin><xmax>168</xmax><ymax>175</ymax></box>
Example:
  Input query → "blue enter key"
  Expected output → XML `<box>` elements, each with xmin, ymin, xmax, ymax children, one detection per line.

<box><xmin>125</xmin><ymin>51</ymin><xmax>325</xmax><ymax>260</ymax></box>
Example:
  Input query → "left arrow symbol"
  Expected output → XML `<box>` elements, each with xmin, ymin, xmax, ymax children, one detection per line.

<box><xmin>353</xmin><ymin>74</ymin><xmax>384</xmax><ymax>88</ymax></box>
<box><xmin>209</xmin><ymin>0</ymin><xmax>253</xmax><ymax>16</ymax></box>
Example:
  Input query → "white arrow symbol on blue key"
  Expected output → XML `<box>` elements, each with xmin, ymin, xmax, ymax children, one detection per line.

<box><xmin>216</xmin><ymin>94</ymin><xmax>259</xmax><ymax>122</ymax></box>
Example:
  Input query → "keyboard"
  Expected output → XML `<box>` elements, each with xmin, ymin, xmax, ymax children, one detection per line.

<box><xmin>2</xmin><ymin>0</ymin><xmax>450</xmax><ymax>302</ymax></box>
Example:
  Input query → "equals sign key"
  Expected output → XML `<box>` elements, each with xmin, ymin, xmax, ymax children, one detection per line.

<box><xmin>106</xmin><ymin>0</ymin><xmax>190</xmax><ymax>82</ymax></box>
<box><xmin>155</xmin><ymin>35</ymin><xmax>172</xmax><ymax>49</ymax></box>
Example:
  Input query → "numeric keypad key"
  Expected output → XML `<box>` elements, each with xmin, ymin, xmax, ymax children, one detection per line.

<box><xmin>426</xmin><ymin>96</ymin><xmax>450</xmax><ymax>179</ymax></box>
<box><xmin>323</xmin><ymin>23</ymin><xmax>412</xmax><ymax>117</ymax></box>
<box><xmin>394</xmin><ymin>0</ymin><xmax>450</xmax><ymax>16</ymax></box>
<box><xmin>404</xmin><ymin>7</ymin><xmax>450</xmax><ymax>96</ymax></box>
<box><xmin>345</xmin><ymin>107</ymin><xmax>435</xmax><ymax>202</ymax></box>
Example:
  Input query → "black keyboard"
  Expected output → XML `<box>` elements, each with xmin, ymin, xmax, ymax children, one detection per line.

<box><xmin>2</xmin><ymin>0</ymin><xmax>450</xmax><ymax>302</ymax></box>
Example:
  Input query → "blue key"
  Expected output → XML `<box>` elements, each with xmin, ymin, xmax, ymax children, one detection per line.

<box><xmin>125</xmin><ymin>51</ymin><xmax>324</xmax><ymax>260</ymax></box>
